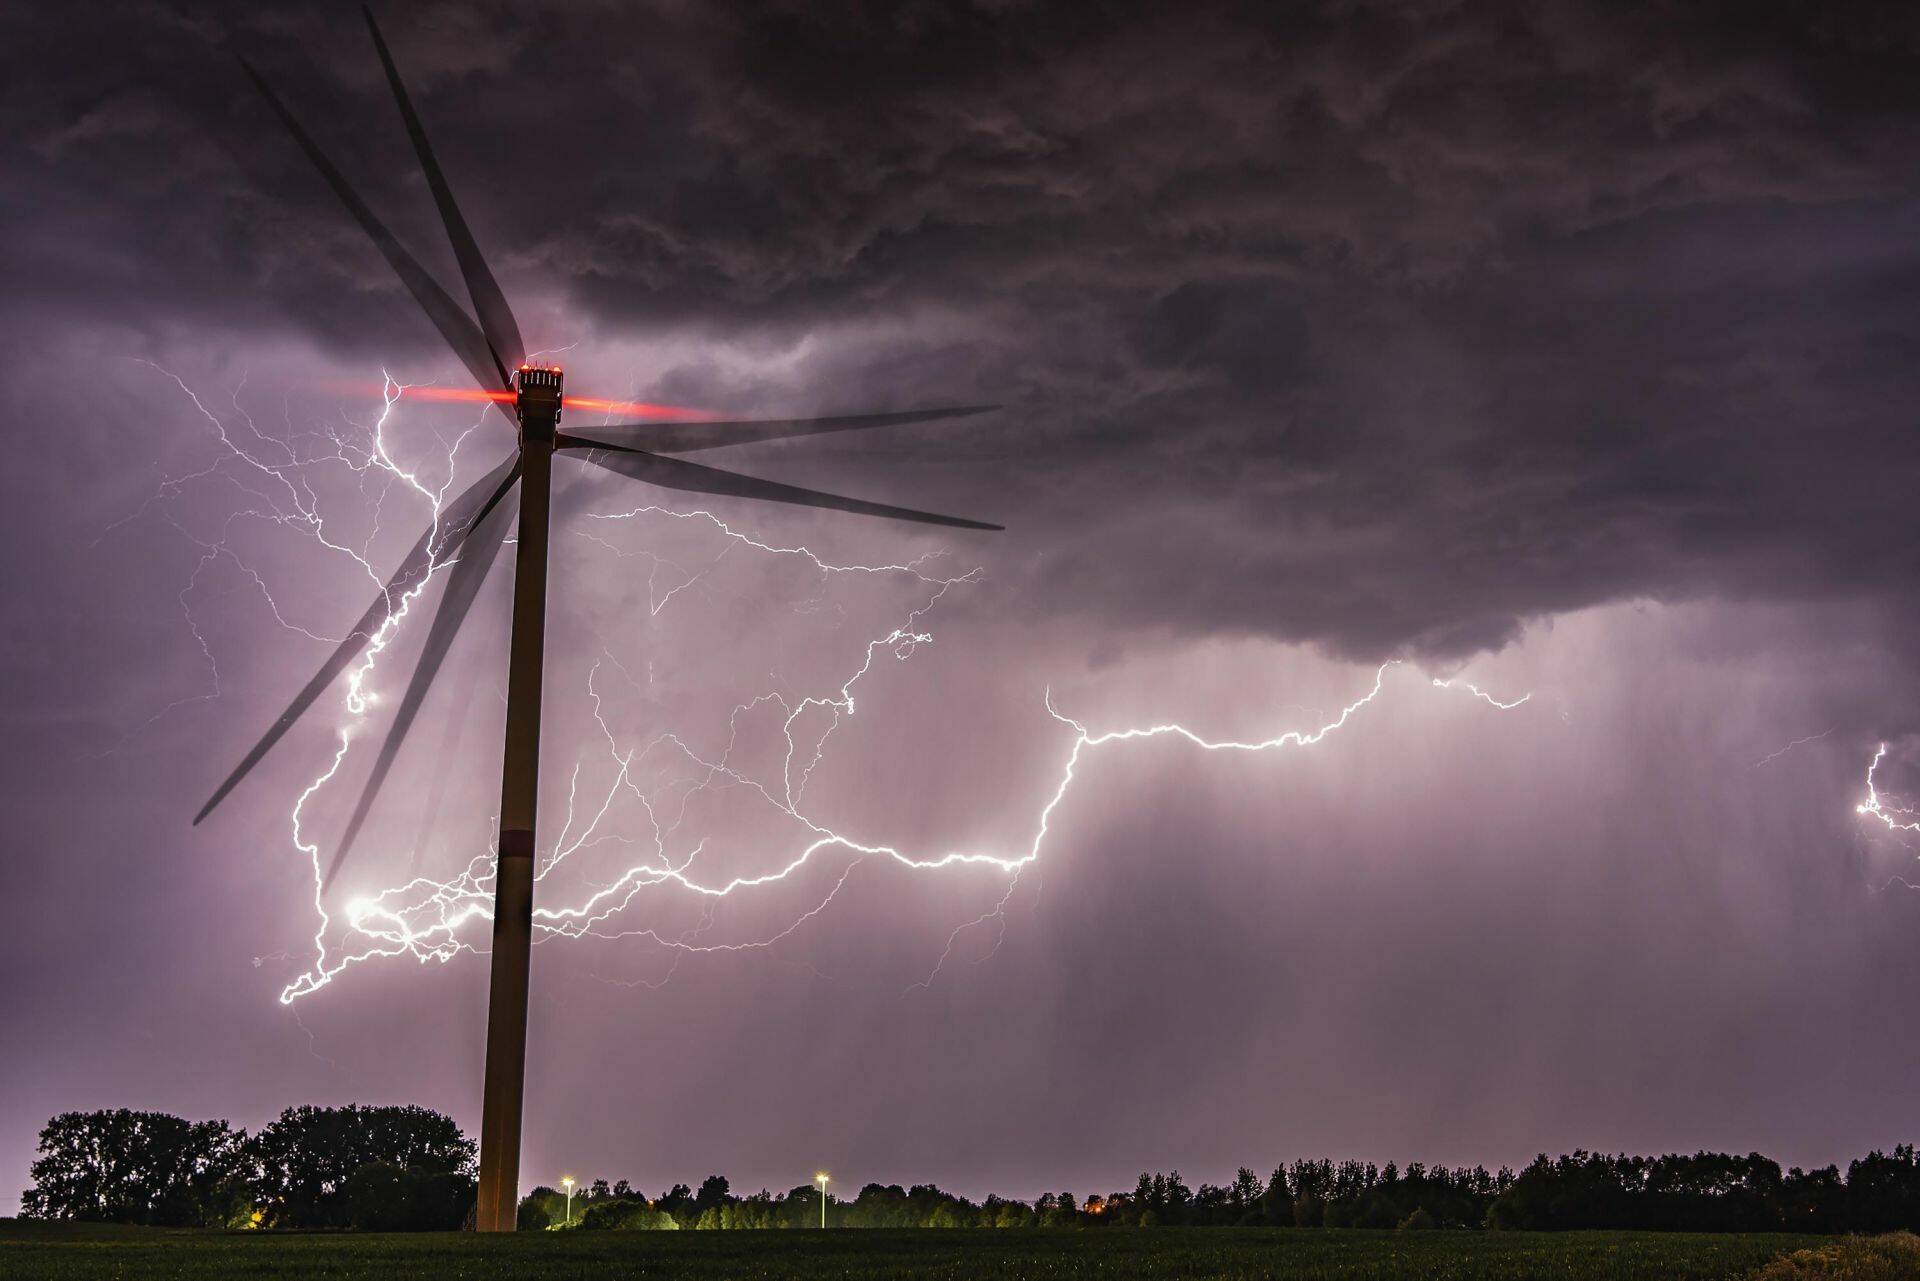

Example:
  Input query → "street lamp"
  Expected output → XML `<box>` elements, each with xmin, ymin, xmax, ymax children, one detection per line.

<box><xmin>815</xmin><ymin>1172</ymin><xmax>829</xmax><ymax>1229</ymax></box>
<box><xmin>561</xmin><ymin>1175</ymin><xmax>575</xmax><ymax>1228</ymax></box>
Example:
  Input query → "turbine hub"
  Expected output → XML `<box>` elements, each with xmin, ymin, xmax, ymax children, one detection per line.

<box><xmin>514</xmin><ymin>364</ymin><xmax>563</xmax><ymax>442</ymax></box>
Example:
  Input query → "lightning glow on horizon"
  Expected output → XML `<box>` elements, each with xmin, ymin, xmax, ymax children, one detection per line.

<box><xmin>135</xmin><ymin>367</ymin><xmax>1542</xmax><ymax>1006</ymax></box>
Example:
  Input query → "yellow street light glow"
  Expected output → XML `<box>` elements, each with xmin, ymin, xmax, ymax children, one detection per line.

<box><xmin>561</xmin><ymin>1176</ymin><xmax>575</xmax><ymax>1188</ymax></box>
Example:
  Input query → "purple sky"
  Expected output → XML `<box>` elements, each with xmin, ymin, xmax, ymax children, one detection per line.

<box><xmin>7</xmin><ymin>1</ymin><xmax>1920</xmax><ymax>1206</ymax></box>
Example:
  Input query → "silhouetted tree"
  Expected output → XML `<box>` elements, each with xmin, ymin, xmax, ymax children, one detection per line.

<box><xmin>1846</xmin><ymin>1146</ymin><xmax>1920</xmax><ymax>1232</ymax></box>
<box><xmin>249</xmin><ymin>1104</ymin><xmax>473</xmax><ymax>1229</ymax></box>
<box><xmin>578</xmin><ymin>1197</ymin><xmax>677</xmax><ymax>1230</ymax></box>
<box><xmin>695</xmin><ymin>1174</ymin><xmax>731</xmax><ymax>1216</ymax></box>
<box><xmin>1259</xmin><ymin>1166</ymin><xmax>1294</xmax><ymax>1225</ymax></box>
<box><xmin>20</xmin><ymin>1110</ymin><xmax>250</xmax><ymax>1227</ymax></box>
<box><xmin>1780</xmin><ymin>1165</ymin><xmax>1848</xmax><ymax>1233</ymax></box>
<box><xmin>517</xmin><ymin>1185</ymin><xmax>561</xmax><ymax>1230</ymax></box>
<box><xmin>335</xmin><ymin>1161</ymin><xmax>474</xmax><ymax>1231</ymax></box>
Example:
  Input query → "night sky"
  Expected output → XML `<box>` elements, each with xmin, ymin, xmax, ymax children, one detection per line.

<box><xmin>8</xmin><ymin>1</ymin><xmax>1920</xmax><ymax>1205</ymax></box>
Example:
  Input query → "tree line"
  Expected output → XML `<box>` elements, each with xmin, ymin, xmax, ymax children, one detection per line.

<box><xmin>20</xmin><ymin>1106</ymin><xmax>473</xmax><ymax>1230</ymax></box>
<box><xmin>20</xmin><ymin>1107</ymin><xmax>1920</xmax><ymax>1234</ymax></box>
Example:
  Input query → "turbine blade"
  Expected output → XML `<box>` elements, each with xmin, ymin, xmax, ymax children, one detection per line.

<box><xmin>362</xmin><ymin>8</ymin><xmax>525</xmax><ymax>384</ymax></box>
<box><xmin>193</xmin><ymin>453</ymin><xmax>521</xmax><ymax>825</ymax></box>
<box><xmin>561</xmin><ymin>436</ymin><xmax>1003</xmax><ymax>531</ymax></box>
<box><xmin>238</xmin><ymin>56</ymin><xmax>513</xmax><ymax>420</ymax></box>
<box><xmin>563</xmin><ymin>405</ymin><xmax>999</xmax><ymax>455</ymax></box>
<box><xmin>323</xmin><ymin>476</ymin><xmax>518</xmax><ymax>890</ymax></box>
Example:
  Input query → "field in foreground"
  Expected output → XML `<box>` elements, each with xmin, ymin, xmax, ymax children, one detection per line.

<box><xmin>0</xmin><ymin>1220</ymin><xmax>1835</xmax><ymax>1280</ymax></box>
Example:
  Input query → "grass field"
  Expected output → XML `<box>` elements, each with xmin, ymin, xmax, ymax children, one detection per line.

<box><xmin>0</xmin><ymin>1219</ymin><xmax>1833</xmax><ymax>1280</ymax></box>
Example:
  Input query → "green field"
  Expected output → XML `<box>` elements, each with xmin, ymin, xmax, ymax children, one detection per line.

<box><xmin>0</xmin><ymin>1219</ymin><xmax>1831</xmax><ymax>1280</ymax></box>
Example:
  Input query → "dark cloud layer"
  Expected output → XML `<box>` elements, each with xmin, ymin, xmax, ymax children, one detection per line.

<box><xmin>11</xmin><ymin>0</ymin><xmax>1920</xmax><ymax>661</ymax></box>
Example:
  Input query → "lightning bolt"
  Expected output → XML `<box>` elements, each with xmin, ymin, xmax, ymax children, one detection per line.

<box><xmin>283</xmin><ymin>647</ymin><xmax>1532</xmax><ymax>1000</ymax></box>
<box><xmin>130</xmin><ymin>366</ymin><xmax>1538</xmax><ymax>1006</ymax></box>
<box><xmin>112</xmin><ymin>365</ymin><xmax>496</xmax><ymax>994</ymax></box>
<box><xmin>1754</xmin><ymin>728</ymin><xmax>1835</xmax><ymax>769</ymax></box>
<box><xmin>1857</xmin><ymin>743</ymin><xmax>1920</xmax><ymax>833</ymax></box>
<box><xmin>1430</xmin><ymin>677</ymin><xmax>1531</xmax><ymax>710</ymax></box>
<box><xmin>1849</xmin><ymin>742</ymin><xmax>1920</xmax><ymax>899</ymax></box>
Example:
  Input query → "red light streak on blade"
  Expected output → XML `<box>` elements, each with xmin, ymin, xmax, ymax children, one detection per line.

<box><xmin>392</xmin><ymin>386</ymin><xmax>718</xmax><ymax>421</ymax></box>
<box><xmin>397</xmin><ymin>386</ymin><xmax>515</xmax><ymax>405</ymax></box>
<box><xmin>561</xmin><ymin>396</ymin><xmax>717</xmax><ymax>422</ymax></box>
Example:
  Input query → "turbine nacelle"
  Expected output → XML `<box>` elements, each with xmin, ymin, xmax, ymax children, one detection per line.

<box><xmin>514</xmin><ymin>364</ymin><xmax>562</xmax><ymax>441</ymax></box>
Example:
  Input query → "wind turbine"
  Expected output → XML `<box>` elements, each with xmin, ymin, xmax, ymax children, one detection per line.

<box><xmin>196</xmin><ymin>9</ymin><xmax>1001</xmax><ymax>1233</ymax></box>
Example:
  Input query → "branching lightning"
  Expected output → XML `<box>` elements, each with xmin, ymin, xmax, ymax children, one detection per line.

<box><xmin>1849</xmin><ymin>744</ymin><xmax>1920</xmax><ymax>896</ymax></box>
<box><xmin>1755</xmin><ymin>728</ymin><xmax>1834</xmax><ymax>769</ymax></box>
<box><xmin>1429</xmin><ymin>677</ymin><xmax>1531</xmax><ymax>710</ymax></box>
<box><xmin>134</xmin><ymin>367</ymin><xmax>1540</xmax><ymax>1006</ymax></box>
<box><xmin>1857</xmin><ymin>743</ymin><xmax>1920</xmax><ymax>833</ymax></box>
